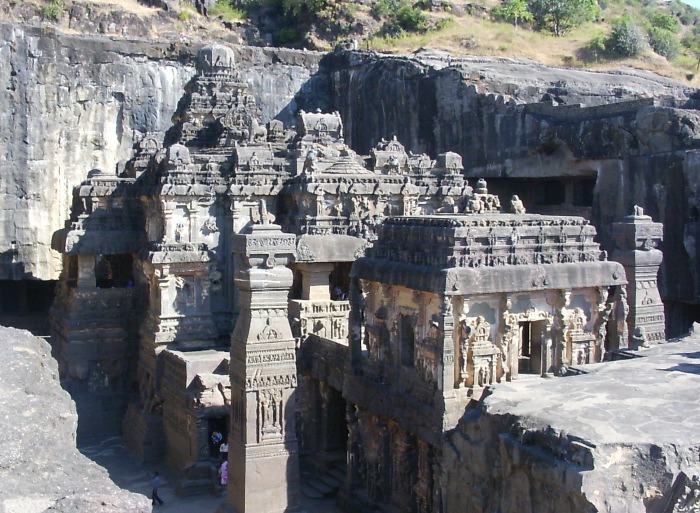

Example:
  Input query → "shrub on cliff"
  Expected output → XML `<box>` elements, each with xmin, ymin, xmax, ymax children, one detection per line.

<box><xmin>39</xmin><ymin>0</ymin><xmax>64</xmax><ymax>21</ymax></box>
<box><xmin>607</xmin><ymin>17</ymin><xmax>648</xmax><ymax>57</ymax></box>
<box><xmin>643</xmin><ymin>10</ymin><xmax>680</xmax><ymax>60</ymax></box>
<box><xmin>372</xmin><ymin>0</ymin><xmax>428</xmax><ymax>36</ymax></box>
<box><xmin>648</xmin><ymin>27</ymin><xmax>680</xmax><ymax>60</ymax></box>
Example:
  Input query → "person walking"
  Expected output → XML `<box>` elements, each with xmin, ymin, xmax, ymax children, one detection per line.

<box><xmin>152</xmin><ymin>471</ymin><xmax>164</xmax><ymax>506</ymax></box>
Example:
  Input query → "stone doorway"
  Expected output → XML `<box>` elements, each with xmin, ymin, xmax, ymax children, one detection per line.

<box><xmin>518</xmin><ymin>321</ymin><xmax>544</xmax><ymax>375</ymax></box>
<box><xmin>207</xmin><ymin>416</ymin><xmax>228</xmax><ymax>459</ymax></box>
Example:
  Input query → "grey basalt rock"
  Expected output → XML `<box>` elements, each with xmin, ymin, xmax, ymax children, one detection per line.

<box><xmin>0</xmin><ymin>22</ymin><xmax>324</xmax><ymax>281</ymax></box>
<box><xmin>443</xmin><ymin>336</ymin><xmax>700</xmax><ymax>513</ymax></box>
<box><xmin>0</xmin><ymin>326</ymin><xmax>150</xmax><ymax>513</ymax></box>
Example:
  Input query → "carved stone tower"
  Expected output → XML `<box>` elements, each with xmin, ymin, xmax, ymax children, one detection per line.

<box><xmin>228</xmin><ymin>219</ymin><xmax>302</xmax><ymax>513</ymax></box>
<box><xmin>612</xmin><ymin>206</ymin><xmax>665</xmax><ymax>347</ymax></box>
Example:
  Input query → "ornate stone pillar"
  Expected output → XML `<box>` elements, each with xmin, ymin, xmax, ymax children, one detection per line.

<box><xmin>77</xmin><ymin>254</ymin><xmax>96</xmax><ymax>289</ymax></box>
<box><xmin>439</xmin><ymin>294</ymin><xmax>455</xmax><ymax>392</ymax></box>
<box><xmin>547</xmin><ymin>289</ymin><xmax>570</xmax><ymax>373</ymax></box>
<box><xmin>611</xmin><ymin>206</ymin><xmax>665</xmax><ymax>347</ymax></box>
<box><xmin>297</xmin><ymin>262</ymin><xmax>334</xmax><ymax>300</ymax></box>
<box><xmin>227</xmin><ymin>222</ymin><xmax>302</xmax><ymax>513</ymax></box>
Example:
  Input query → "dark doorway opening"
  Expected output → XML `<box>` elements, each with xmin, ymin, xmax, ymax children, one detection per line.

<box><xmin>399</xmin><ymin>314</ymin><xmax>415</xmax><ymax>368</ymax></box>
<box><xmin>330</xmin><ymin>262</ymin><xmax>352</xmax><ymax>300</ymax></box>
<box><xmin>208</xmin><ymin>416</ymin><xmax>228</xmax><ymax>458</ymax></box>
<box><xmin>0</xmin><ymin>280</ymin><xmax>56</xmax><ymax>336</ymax></box>
<box><xmin>519</xmin><ymin>321</ymin><xmax>544</xmax><ymax>374</ymax></box>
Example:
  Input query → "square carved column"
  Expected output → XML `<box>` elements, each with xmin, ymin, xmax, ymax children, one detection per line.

<box><xmin>228</xmin><ymin>222</ymin><xmax>303</xmax><ymax>513</ymax></box>
<box><xmin>612</xmin><ymin>207</ymin><xmax>665</xmax><ymax>347</ymax></box>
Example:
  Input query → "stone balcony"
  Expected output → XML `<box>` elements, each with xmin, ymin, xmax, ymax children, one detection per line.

<box><xmin>289</xmin><ymin>299</ymin><xmax>351</xmax><ymax>346</ymax></box>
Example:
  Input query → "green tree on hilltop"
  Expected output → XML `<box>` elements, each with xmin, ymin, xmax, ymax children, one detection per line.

<box><xmin>528</xmin><ymin>0</ymin><xmax>598</xmax><ymax>36</ymax></box>
<box><xmin>492</xmin><ymin>0</ymin><xmax>533</xmax><ymax>29</ymax></box>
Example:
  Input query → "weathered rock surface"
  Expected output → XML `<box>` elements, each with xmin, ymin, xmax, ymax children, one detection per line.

<box><xmin>0</xmin><ymin>326</ymin><xmax>150</xmax><ymax>512</ymax></box>
<box><xmin>3</xmin><ymin>24</ymin><xmax>700</xmax><ymax>333</ymax></box>
<box><xmin>322</xmin><ymin>51</ymin><xmax>700</xmax><ymax>158</ymax></box>
<box><xmin>443</xmin><ymin>335</ymin><xmax>700</xmax><ymax>513</ymax></box>
<box><xmin>0</xmin><ymin>22</ymin><xmax>323</xmax><ymax>281</ymax></box>
<box><xmin>321</xmin><ymin>51</ymin><xmax>700</xmax><ymax>333</ymax></box>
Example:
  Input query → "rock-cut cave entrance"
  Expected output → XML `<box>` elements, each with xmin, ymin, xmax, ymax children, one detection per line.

<box><xmin>0</xmin><ymin>280</ymin><xmax>56</xmax><ymax>336</ymax></box>
<box><xmin>518</xmin><ymin>320</ymin><xmax>544</xmax><ymax>375</ymax></box>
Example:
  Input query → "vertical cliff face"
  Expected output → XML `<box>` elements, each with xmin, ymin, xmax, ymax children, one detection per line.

<box><xmin>0</xmin><ymin>24</ymin><xmax>324</xmax><ymax>281</ymax></box>
<box><xmin>0</xmin><ymin>24</ymin><xmax>194</xmax><ymax>280</ymax></box>
<box><xmin>321</xmin><ymin>51</ymin><xmax>698</xmax><ymax>161</ymax></box>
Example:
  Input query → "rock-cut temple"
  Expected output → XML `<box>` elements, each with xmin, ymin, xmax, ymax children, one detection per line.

<box><xmin>48</xmin><ymin>43</ymin><xmax>667</xmax><ymax>512</ymax></box>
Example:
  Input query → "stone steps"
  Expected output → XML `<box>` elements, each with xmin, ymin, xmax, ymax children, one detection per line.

<box><xmin>175</xmin><ymin>477</ymin><xmax>218</xmax><ymax>497</ymax></box>
<box><xmin>301</xmin><ymin>460</ymin><xmax>345</xmax><ymax>499</ymax></box>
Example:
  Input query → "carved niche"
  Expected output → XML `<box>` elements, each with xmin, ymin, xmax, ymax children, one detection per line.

<box><xmin>565</xmin><ymin>307</ymin><xmax>594</xmax><ymax>365</ymax></box>
<box><xmin>459</xmin><ymin>315</ymin><xmax>499</xmax><ymax>388</ymax></box>
<box><xmin>258</xmin><ymin>388</ymin><xmax>284</xmax><ymax>442</ymax></box>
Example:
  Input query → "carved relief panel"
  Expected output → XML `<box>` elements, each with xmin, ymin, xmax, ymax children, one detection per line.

<box><xmin>257</xmin><ymin>387</ymin><xmax>284</xmax><ymax>443</ymax></box>
<box><xmin>565</xmin><ymin>307</ymin><xmax>595</xmax><ymax>365</ymax></box>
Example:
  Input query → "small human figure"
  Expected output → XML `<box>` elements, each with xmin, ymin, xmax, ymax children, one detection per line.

<box><xmin>332</xmin><ymin>286</ymin><xmax>344</xmax><ymax>301</ymax></box>
<box><xmin>211</xmin><ymin>430</ymin><xmax>223</xmax><ymax>456</ymax></box>
<box><xmin>219</xmin><ymin>441</ymin><xmax>228</xmax><ymax>461</ymax></box>
<box><xmin>151</xmin><ymin>471</ymin><xmax>164</xmax><ymax>506</ymax></box>
<box><xmin>219</xmin><ymin>460</ymin><xmax>228</xmax><ymax>487</ymax></box>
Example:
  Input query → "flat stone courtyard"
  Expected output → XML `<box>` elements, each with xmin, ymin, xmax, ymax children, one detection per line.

<box><xmin>79</xmin><ymin>438</ymin><xmax>339</xmax><ymax>513</ymax></box>
<box><xmin>485</xmin><ymin>333</ymin><xmax>700</xmax><ymax>446</ymax></box>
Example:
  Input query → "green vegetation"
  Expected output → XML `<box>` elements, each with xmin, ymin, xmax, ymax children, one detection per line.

<box><xmin>40</xmin><ymin>0</ymin><xmax>64</xmax><ymax>21</ymax></box>
<box><xmin>648</xmin><ymin>26</ymin><xmax>680</xmax><ymax>59</ymax></box>
<box><xmin>372</xmin><ymin>0</ymin><xmax>429</xmax><ymax>36</ymax></box>
<box><xmin>526</xmin><ymin>0</ymin><xmax>598</xmax><ymax>36</ymax></box>
<box><xmin>209</xmin><ymin>0</ymin><xmax>247</xmax><ymax>20</ymax></box>
<box><xmin>492</xmin><ymin>0</ymin><xmax>533</xmax><ymax>29</ymax></box>
<box><xmin>281</xmin><ymin>0</ymin><xmax>335</xmax><ymax>17</ymax></box>
<box><xmin>607</xmin><ymin>16</ymin><xmax>647</xmax><ymax>57</ymax></box>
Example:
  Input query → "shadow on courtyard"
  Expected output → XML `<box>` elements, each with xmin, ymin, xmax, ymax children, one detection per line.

<box><xmin>79</xmin><ymin>436</ymin><xmax>340</xmax><ymax>513</ymax></box>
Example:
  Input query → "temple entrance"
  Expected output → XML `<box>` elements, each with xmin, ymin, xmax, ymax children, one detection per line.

<box><xmin>399</xmin><ymin>314</ymin><xmax>415</xmax><ymax>368</ymax></box>
<box><xmin>518</xmin><ymin>321</ymin><xmax>544</xmax><ymax>374</ymax></box>
<box><xmin>323</xmin><ymin>386</ymin><xmax>348</xmax><ymax>454</ymax></box>
<box><xmin>299</xmin><ymin>381</ymin><xmax>348</xmax><ymax>499</ymax></box>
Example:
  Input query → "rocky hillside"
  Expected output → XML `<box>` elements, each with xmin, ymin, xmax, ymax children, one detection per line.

<box><xmin>4</xmin><ymin>0</ymin><xmax>700</xmax><ymax>82</ymax></box>
<box><xmin>0</xmin><ymin>326</ymin><xmax>150</xmax><ymax>512</ymax></box>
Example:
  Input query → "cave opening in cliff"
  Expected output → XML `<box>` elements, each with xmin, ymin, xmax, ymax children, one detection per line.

<box><xmin>0</xmin><ymin>279</ymin><xmax>56</xmax><ymax>335</ymax></box>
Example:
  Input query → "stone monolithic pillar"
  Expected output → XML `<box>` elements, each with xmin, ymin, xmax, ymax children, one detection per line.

<box><xmin>611</xmin><ymin>207</ymin><xmax>665</xmax><ymax>347</ymax></box>
<box><xmin>228</xmin><ymin>223</ymin><xmax>302</xmax><ymax>513</ymax></box>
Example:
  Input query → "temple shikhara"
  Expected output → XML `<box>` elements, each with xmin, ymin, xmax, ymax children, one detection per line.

<box><xmin>48</xmin><ymin>43</ymin><xmax>666</xmax><ymax>512</ymax></box>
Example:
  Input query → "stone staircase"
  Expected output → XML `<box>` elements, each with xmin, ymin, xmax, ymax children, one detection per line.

<box><xmin>175</xmin><ymin>460</ymin><xmax>220</xmax><ymax>497</ymax></box>
<box><xmin>301</xmin><ymin>459</ymin><xmax>346</xmax><ymax>499</ymax></box>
